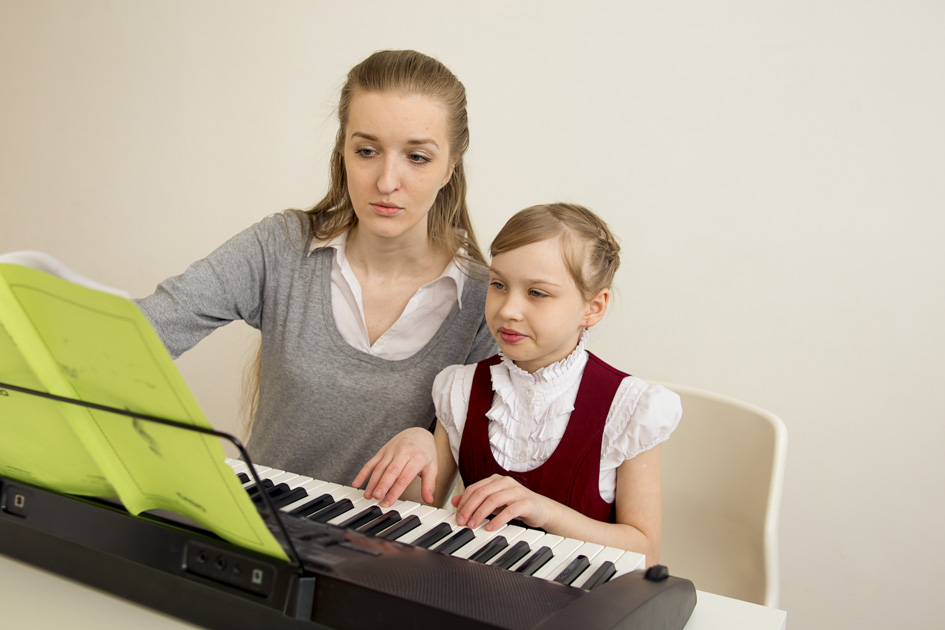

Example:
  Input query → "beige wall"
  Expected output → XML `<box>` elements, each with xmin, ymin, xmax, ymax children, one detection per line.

<box><xmin>2</xmin><ymin>2</ymin><xmax>943</xmax><ymax>627</ymax></box>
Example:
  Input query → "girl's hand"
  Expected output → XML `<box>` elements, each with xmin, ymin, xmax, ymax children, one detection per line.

<box><xmin>452</xmin><ymin>474</ymin><xmax>554</xmax><ymax>531</ymax></box>
<box><xmin>352</xmin><ymin>428</ymin><xmax>437</xmax><ymax>507</ymax></box>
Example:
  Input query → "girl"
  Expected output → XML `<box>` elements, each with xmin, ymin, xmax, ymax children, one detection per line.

<box><xmin>354</xmin><ymin>203</ymin><xmax>681</xmax><ymax>565</ymax></box>
<box><xmin>137</xmin><ymin>50</ymin><xmax>496</xmax><ymax>486</ymax></box>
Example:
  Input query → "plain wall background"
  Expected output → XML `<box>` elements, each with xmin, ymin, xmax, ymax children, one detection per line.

<box><xmin>2</xmin><ymin>2</ymin><xmax>943</xmax><ymax>628</ymax></box>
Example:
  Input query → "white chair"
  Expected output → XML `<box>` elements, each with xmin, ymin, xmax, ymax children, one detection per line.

<box><xmin>655</xmin><ymin>382</ymin><xmax>787</xmax><ymax>608</ymax></box>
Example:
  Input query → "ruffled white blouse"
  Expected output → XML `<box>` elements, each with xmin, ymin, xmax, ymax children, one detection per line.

<box><xmin>433</xmin><ymin>331</ymin><xmax>682</xmax><ymax>502</ymax></box>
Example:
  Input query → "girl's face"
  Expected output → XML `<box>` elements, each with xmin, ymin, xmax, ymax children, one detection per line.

<box><xmin>343</xmin><ymin>91</ymin><xmax>455</xmax><ymax>246</ymax></box>
<box><xmin>486</xmin><ymin>238</ymin><xmax>608</xmax><ymax>373</ymax></box>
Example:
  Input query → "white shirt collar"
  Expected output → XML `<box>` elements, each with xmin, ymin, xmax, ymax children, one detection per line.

<box><xmin>309</xmin><ymin>231</ymin><xmax>466</xmax><ymax>308</ymax></box>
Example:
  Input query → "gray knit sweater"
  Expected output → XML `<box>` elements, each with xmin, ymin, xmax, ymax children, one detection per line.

<box><xmin>136</xmin><ymin>213</ymin><xmax>496</xmax><ymax>485</ymax></box>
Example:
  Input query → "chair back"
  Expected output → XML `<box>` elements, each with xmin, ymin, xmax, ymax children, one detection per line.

<box><xmin>656</xmin><ymin>382</ymin><xmax>787</xmax><ymax>607</ymax></box>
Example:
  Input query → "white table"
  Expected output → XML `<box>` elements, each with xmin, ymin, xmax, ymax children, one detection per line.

<box><xmin>0</xmin><ymin>554</ymin><xmax>786</xmax><ymax>629</ymax></box>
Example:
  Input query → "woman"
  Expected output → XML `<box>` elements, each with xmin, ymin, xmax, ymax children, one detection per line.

<box><xmin>137</xmin><ymin>50</ymin><xmax>496</xmax><ymax>485</ymax></box>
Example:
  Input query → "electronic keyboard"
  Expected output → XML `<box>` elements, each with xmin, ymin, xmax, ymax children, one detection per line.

<box><xmin>0</xmin><ymin>461</ymin><xmax>696</xmax><ymax>629</ymax></box>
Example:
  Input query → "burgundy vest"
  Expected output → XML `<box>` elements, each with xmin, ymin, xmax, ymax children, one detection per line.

<box><xmin>457</xmin><ymin>352</ymin><xmax>628</xmax><ymax>523</ymax></box>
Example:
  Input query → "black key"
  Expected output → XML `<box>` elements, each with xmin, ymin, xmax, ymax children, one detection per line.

<box><xmin>469</xmin><ymin>536</ymin><xmax>508</xmax><ymax>563</ymax></box>
<box><xmin>288</xmin><ymin>493</ymin><xmax>334</xmax><ymax>517</ymax></box>
<box><xmin>492</xmin><ymin>540</ymin><xmax>531</xmax><ymax>569</ymax></box>
<box><xmin>237</xmin><ymin>472</ymin><xmax>250</xmax><ymax>484</ymax></box>
<box><xmin>410</xmin><ymin>523</ymin><xmax>453</xmax><ymax>549</ymax></box>
<box><xmin>377</xmin><ymin>515</ymin><xmax>421</xmax><ymax>540</ymax></box>
<box><xmin>245</xmin><ymin>478</ymin><xmax>274</xmax><ymax>497</ymax></box>
<box><xmin>251</xmin><ymin>482</ymin><xmax>290</xmax><ymax>504</ymax></box>
<box><xmin>432</xmin><ymin>528</ymin><xmax>476</xmax><ymax>555</ymax></box>
<box><xmin>553</xmin><ymin>555</ymin><xmax>590</xmax><ymax>585</ymax></box>
<box><xmin>516</xmin><ymin>546</ymin><xmax>553</xmax><ymax>576</ymax></box>
<box><xmin>338</xmin><ymin>506</ymin><xmax>384</xmax><ymax>530</ymax></box>
<box><xmin>581</xmin><ymin>561</ymin><xmax>617</xmax><ymax>590</ymax></box>
<box><xmin>358</xmin><ymin>511</ymin><xmax>402</xmax><ymax>536</ymax></box>
<box><xmin>257</xmin><ymin>482</ymin><xmax>291</xmax><ymax>500</ymax></box>
<box><xmin>309</xmin><ymin>498</ymin><xmax>354</xmax><ymax>523</ymax></box>
<box><xmin>272</xmin><ymin>487</ymin><xmax>309</xmax><ymax>509</ymax></box>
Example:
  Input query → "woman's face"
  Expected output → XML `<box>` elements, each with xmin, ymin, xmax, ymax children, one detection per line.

<box><xmin>343</xmin><ymin>91</ymin><xmax>455</xmax><ymax>245</ymax></box>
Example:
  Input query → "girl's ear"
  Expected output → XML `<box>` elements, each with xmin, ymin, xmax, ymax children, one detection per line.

<box><xmin>583</xmin><ymin>288</ymin><xmax>610</xmax><ymax>329</ymax></box>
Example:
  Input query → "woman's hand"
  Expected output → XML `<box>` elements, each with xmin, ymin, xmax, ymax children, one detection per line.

<box><xmin>352</xmin><ymin>427</ymin><xmax>437</xmax><ymax>507</ymax></box>
<box><xmin>452</xmin><ymin>474</ymin><xmax>555</xmax><ymax>531</ymax></box>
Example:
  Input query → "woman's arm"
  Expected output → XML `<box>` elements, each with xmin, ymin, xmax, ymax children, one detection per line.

<box><xmin>135</xmin><ymin>215</ymin><xmax>288</xmax><ymax>357</ymax></box>
<box><xmin>453</xmin><ymin>445</ymin><xmax>663</xmax><ymax>566</ymax></box>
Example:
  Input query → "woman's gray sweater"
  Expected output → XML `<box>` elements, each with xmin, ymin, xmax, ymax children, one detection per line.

<box><xmin>136</xmin><ymin>213</ymin><xmax>496</xmax><ymax>485</ymax></box>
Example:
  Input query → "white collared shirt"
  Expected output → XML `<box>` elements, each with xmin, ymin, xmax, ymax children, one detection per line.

<box><xmin>433</xmin><ymin>330</ymin><xmax>682</xmax><ymax>502</ymax></box>
<box><xmin>310</xmin><ymin>232</ymin><xmax>466</xmax><ymax>360</ymax></box>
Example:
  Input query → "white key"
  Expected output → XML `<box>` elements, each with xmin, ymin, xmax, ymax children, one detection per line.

<box><xmin>611</xmin><ymin>550</ymin><xmax>647</xmax><ymax>579</ymax></box>
<box><xmin>227</xmin><ymin>459</ymin><xmax>249</xmax><ymax>474</ymax></box>
<box><xmin>265</xmin><ymin>472</ymin><xmax>300</xmax><ymax>486</ymax></box>
<box><xmin>578</xmin><ymin>546</ymin><xmax>626</xmax><ymax>589</ymax></box>
<box><xmin>241</xmin><ymin>465</ymin><xmax>274</xmax><ymax>484</ymax></box>
<box><xmin>529</xmin><ymin>537</ymin><xmax>584</xmax><ymax>579</ymax></box>
<box><xmin>387</xmin><ymin>500</ymin><xmax>426</xmax><ymax>518</ymax></box>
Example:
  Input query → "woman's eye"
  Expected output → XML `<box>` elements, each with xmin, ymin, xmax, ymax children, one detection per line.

<box><xmin>355</xmin><ymin>148</ymin><xmax>377</xmax><ymax>158</ymax></box>
<box><xmin>407</xmin><ymin>153</ymin><xmax>431</xmax><ymax>164</ymax></box>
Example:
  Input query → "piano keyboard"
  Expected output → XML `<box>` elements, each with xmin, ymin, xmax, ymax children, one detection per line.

<box><xmin>227</xmin><ymin>459</ymin><xmax>646</xmax><ymax>590</ymax></box>
<box><xmin>1</xmin><ymin>464</ymin><xmax>696</xmax><ymax>629</ymax></box>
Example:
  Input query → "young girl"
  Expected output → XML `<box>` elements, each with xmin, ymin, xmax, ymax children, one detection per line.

<box><xmin>354</xmin><ymin>203</ymin><xmax>681</xmax><ymax>565</ymax></box>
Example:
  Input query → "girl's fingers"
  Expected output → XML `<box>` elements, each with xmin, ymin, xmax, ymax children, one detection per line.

<box><xmin>456</xmin><ymin>476</ymin><xmax>522</xmax><ymax>527</ymax></box>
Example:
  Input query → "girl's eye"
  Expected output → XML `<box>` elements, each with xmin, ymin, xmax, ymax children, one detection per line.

<box><xmin>490</xmin><ymin>280</ymin><xmax>506</xmax><ymax>291</ymax></box>
<box><xmin>528</xmin><ymin>289</ymin><xmax>549</xmax><ymax>299</ymax></box>
<box><xmin>407</xmin><ymin>153</ymin><xmax>431</xmax><ymax>164</ymax></box>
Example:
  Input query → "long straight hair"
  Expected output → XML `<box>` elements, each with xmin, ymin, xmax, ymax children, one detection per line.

<box><xmin>242</xmin><ymin>51</ymin><xmax>485</xmax><ymax>436</ymax></box>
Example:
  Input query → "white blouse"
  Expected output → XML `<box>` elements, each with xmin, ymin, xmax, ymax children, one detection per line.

<box><xmin>433</xmin><ymin>331</ymin><xmax>682</xmax><ymax>502</ymax></box>
<box><xmin>309</xmin><ymin>232</ymin><xmax>466</xmax><ymax>360</ymax></box>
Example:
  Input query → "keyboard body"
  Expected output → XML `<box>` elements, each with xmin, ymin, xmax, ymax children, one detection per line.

<box><xmin>0</xmin><ymin>467</ymin><xmax>696</xmax><ymax>630</ymax></box>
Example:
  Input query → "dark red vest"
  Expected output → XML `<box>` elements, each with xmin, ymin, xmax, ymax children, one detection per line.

<box><xmin>458</xmin><ymin>352</ymin><xmax>627</xmax><ymax>523</ymax></box>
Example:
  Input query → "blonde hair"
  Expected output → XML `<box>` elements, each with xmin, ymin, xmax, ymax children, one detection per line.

<box><xmin>490</xmin><ymin>203</ymin><xmax>621</xmax><ymax>300</ymax></box>
<box><xmin>294</xmin><ymin>49</ymin><xmax>484</xmax><ymax>266</ymax></box>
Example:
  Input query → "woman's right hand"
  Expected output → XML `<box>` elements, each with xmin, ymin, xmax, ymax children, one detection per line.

<box><xmin>352</xmin><ymin>427</ymin><xmax>438</xmax><ymax>507</ymax></box>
